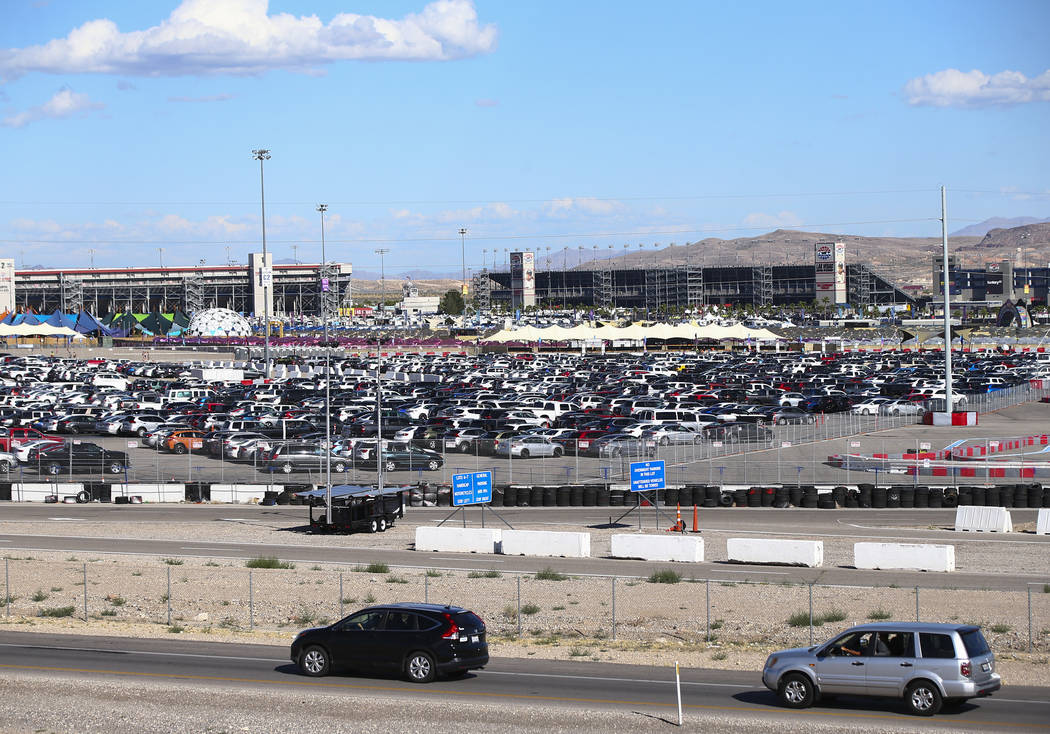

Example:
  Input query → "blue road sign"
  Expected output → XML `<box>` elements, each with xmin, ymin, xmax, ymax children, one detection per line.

<box><xmin>452</xmin><ymin>471</ymin><xmax>493</xmax><ymax>506</ymax></box>
<box><xmin>629</xmin><ymin>460</ymin><xmax>666</xmax><ymax>493</ymax></box>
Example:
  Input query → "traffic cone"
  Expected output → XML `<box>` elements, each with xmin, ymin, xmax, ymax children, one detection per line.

<box><xmin>692</xmin><ymin>505</ymin><xmax>699</xmax><ymax>533</ymax></box>
<box><xmin>666</xmin><ymin>504</ymin><xmax>684</xmax><ymax>532</ymax></box>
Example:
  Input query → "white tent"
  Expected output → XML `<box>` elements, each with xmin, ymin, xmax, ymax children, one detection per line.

<box><xmin>483</xmin><ymin>321</ymin><xmax>782</xmax><ymax>343</ymax></box>
<box><xmin>0</xmin><ymin>323</ymin><xmax>86</xmax><ymax>339</ymax></box>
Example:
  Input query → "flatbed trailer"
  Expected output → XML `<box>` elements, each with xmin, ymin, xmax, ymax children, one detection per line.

<box><xmin>302</xmin><ymin>485</ymin><xmax>406</xmax><ymax>534</ymax></box>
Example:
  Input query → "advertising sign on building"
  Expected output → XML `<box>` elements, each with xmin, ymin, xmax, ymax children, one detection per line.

<box><xmin>814</xmin><ymin>242</ymin><xmax>846</xmax><ymax>305</ymax></box>
<box><xmin>510</xmin><ymin>251</ymin><xmax>536</xmax><ymax>310</ymax></box>
<box><xmin>0</xmin><ymin>259</ymin><xmax>14</xmax><ymax>314</ymax></box>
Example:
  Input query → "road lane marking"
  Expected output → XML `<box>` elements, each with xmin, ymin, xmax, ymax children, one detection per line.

<box><xmin>0</xmin><ymin>663</ymin><xmax>1045</xmax><ymax>729</ymax></box>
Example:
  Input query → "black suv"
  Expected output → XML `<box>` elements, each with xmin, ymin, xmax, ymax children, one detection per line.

<box><xmin>291</xmin><ymin>603</ymin><xmax>488</xmax><ymax>683</ymax></box>
<box><xmin>34</xmin><ymin>443</ymin><xmax>131</xmax><ymax>475</ymax></box>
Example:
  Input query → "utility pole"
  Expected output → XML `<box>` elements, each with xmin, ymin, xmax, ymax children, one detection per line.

<box><xmin>252</xmin><ymin>148</ymin><xmax>272</xmax><ymax>379</ymax></box>
<box><xmin>318</xmin><ymin>203</ymin><xmax>333</xmax><ymax>524</ymax></box>
<box><xmin>940</xmin><ymin>185</ymin><xmax>953</xmax><ymax>415</ymax></box>
<box><xmin>374</xmin><ymin>248</ymin><xmax>390</xmax><ymax>319</ymax></box>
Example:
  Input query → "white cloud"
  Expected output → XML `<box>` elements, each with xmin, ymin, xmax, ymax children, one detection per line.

<box><xmin>474</xmin><ymin>97</ymin><xmax>498</xmax><ymax>107</ymax></box>
<box><xmin>0</xmin><ymin>0</ymin><xmax>498</xmax><ymax>81</ymax></box>
<box><xmin>545</xmin><ymin>197</ymin><xmax>622</xmax><ymax>217</ymax></box>
<box><xmin>168</xmin><ymin>93</ymin><xmax>235</xmax><ymax>103</ymax></box>
<box><xmin>742</xmin><ymin>211</ymin><xmax>802</xmax><ymax>229</ymax></box>
<box><xmin>904</xmin><ymin>68</ymin><xmax>1050</xmax><ymax>107</ymax></box>
<box><xmin>1</xmin><ymin>87</ymin><xmax>104</xmax><ymax>128</ymax></box>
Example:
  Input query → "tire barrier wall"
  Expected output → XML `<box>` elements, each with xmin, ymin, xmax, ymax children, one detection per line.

<box><xmin>1</xmin><ymin>482</ymin><xmax>1047</xmax><ymax>509</ymax></box>
<box><xmin>854</xmin><ymin>542</ymin><xmax>956</xmax><ymax>572</ymax></box>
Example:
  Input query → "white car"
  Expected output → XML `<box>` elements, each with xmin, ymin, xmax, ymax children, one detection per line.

<box><xmin>0</xmin><ymin>450</ymin><xmax>18</xmax><ymax>472</ymax></box>
<box><xmin>494</xmin><ymin>435</ymin><xmax>563</xmax><ymax>458</ymax></box>
<box><xmin>851</xmin><ymin>398</ymin><xmax>891</xmax><ymax>416</ymax></box>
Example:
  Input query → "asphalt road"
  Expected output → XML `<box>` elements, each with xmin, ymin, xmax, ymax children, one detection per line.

<box><xmin>0</xmin><ymin>631</ymin><xmax>1046</xmax><ymax>732</ymax></box>
<box><xmin>1</xmin><ymin>505</ymin><xmax>1047</xmax><ymax>589</ymax></box>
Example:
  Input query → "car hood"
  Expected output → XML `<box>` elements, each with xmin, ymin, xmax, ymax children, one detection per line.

<box><xmin>770</xmin><ymin>645</ymin><xmax>818</xmax><ymax>660</ymax></box>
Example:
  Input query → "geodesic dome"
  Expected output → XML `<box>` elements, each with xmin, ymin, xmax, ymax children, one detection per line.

<box><xmin>186</xmin><ymin>308</ymin><xmax>252</xmax><ymax>337</ymax></box>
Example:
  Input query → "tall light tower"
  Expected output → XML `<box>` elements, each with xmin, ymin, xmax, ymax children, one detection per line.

<box><xmin>459</xmin><ymin>228</ymin><xmax>468</xmax><ymax>294</ymax></box>
<box><xmin>374</xmin><ymin>248</ymin><xmax>390</xmax><ymax>318</ymax></box>
<box><xmin>318</xmin><ymin>203</ymin><xmax>333</xmax><ymax>523</ymax></box>
<box><xmin>251</xmin><ymin>148</ymin><xmax>272</xmax><ymax>379</ymax></box>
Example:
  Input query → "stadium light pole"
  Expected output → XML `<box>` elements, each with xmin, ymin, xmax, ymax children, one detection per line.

<box><xmin>374</xmin><ymin>248</ymin><xmax>390</xmax><ymax>318</ymax></box>
<box><xmin>252</xmin><ymin>148</ymin><xmax>272</xmax><ymax>379</ymax></box>
<box><xmin>940</xmin><ymin>185</ymin><xmax>954</xmax><ymax>415</ymax></box>
<box><xmin>318</xmin><ymin>203</ymin><xmax>333</xmax><ymax>523</ymax></box>
<box><xmin>459</xmin><ymin>228</ymin><xmax>468</xmax><ymax>294</ymax></box>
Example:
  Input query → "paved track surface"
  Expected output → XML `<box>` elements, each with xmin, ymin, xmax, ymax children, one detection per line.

<box><xmin>1</xmin><ymin>505</ymin><xmax>1047</xmax><ymax>589</ymax></box>
<box><xmin>0</xmin><ymin>631</ymin><xmax>1046</xmax><ymax>731</ymax></box>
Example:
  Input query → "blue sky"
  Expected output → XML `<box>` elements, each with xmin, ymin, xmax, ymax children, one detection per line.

<box><xmin>1</xmin><ymin>0</ymin><xmax>1048</xmax><ymax>276</ymax></box>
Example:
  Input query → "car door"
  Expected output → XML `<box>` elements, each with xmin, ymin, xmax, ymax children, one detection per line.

<box><xmin>328</xmin><ymin>610</ymin><xmax>387</xmax><ymax>670</ymax></box>
<box><xmin>375</xmin><ymin>611</ymin><xmax>425</xmax><ymax>673</ymax></box>
<box><xmin>864</xmin><ymin>630</ymin><xmax>916</xmax><ymax>696</ymax></box>
<box><xmin>813</xmin><ymin>630</ymin><xmax>874</xmax><ymax>694</ymax></box>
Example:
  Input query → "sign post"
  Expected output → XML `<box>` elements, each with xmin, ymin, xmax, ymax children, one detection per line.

<box><xmin>440</xmin><ymin>471</ymin><xmax>512</xmax><ymax>529</ymax></box>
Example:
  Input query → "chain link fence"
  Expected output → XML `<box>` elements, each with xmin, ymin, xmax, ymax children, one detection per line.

<box><xmin>3</xmin><ymin>557</ymin><xmax>1048</xmax><ymax>653</ymax></box>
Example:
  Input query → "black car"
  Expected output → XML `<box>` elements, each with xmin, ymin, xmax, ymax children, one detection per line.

<box><xmin>290</xmin><ymin>603</ymin><xmax>488</xmax><ymax>683</ymax></box>
<box><xmin>33</xmin><ymin>443</ymin><xmax>131</xmax><ymax>475</ymax></box>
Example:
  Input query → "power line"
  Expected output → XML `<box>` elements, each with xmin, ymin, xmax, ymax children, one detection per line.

<box><xmin>0</xmin><ymin>217</ymin><xmax>943</xmax><ymax>247</ymax></box>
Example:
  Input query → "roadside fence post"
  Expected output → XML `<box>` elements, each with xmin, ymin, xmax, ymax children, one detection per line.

<box><xmin>516</xmin><ymin>574</ymin><xmax>522</xmax><ymax>637</ymax></box>
<box><xmin>166</xmin><ymin>566</ymin><xmax>171</xmax><ymax>625</ymax></box>
<box><xmin>424</xmin><ymin>573</ymin><xmax>429</xmax><ymax>604</ymax></box>
<box><xmin>1028</xmin><ymin>586</ymin><xmax>1033</xmax><ymax>654</ymax></box>
<box><xmin>249</xmin><ymin>569</ymin><xmax>254</xmax><ymax>631</ymax></box>
<box><xmin>808</xmin><ymin>583</ymin><xmax>814</xmax><ymax>646</ymax></box>
<box><xmin>705</xmin><ymin>579</ymin><xmax>710</xmax><ymax>643</ymax></box>
<box><xmin>611</xmin><ymin>576</ymin><xmax>616</xmax><ymax>640</ymax></box>
<box><xmin>339</xmin><ymin>572</ymin><xmax>344</xmax><ymax>618</ymax></box>
<box><xmin>915</xmin><ymin>586</ymin><xmax>920</xmax><ymax>622</ymax></box>
<box><xmin>82</xmin><ymin>563</ymin><xmax>88</xmax><ymax>622</ymax></box>
<box><xmin>4</xmin><ymin>558</ymin><xmax>8</xmax><ymax>618</ymax></box>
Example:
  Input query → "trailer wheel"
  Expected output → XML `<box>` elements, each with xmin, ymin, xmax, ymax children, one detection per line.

<box><xmin>368</xmin><ymin>519</ymin><xmax>379</xmax><ymax>533</ymax></box>
<box><xmin>378</xmin><ymin>518</ymin><xmax>387</xmax><ymax>532</ymax></box>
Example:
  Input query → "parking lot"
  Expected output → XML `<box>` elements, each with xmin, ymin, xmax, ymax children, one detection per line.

<box><xmin>1</xmin><ymin>349</ymin><xmax>1048</xmax><ymax>489</ymax></box>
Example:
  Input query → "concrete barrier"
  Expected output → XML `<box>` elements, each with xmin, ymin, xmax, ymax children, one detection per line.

<box><xmin>500</xmin><ymin>530</ymin><xmax>591</xmax><ymax>558</ymax></box>
<box><xmin>1037</xmin><ymin>509</ymin><xmax>1050</xmax><ymax>536</ymax></box>
<box><xmin>854</xmin><ymin>542</ymin><xmax>955</xmax><ymax>572</ymax></box>
<box><xmin>415</xmin><ymin>527</ymin><xmax>502</xmax><ymax>554</ymax></box>
<box><xmin>208</xmin><ymin>484</ymin><xmax>265</xmax><ymax>504</ymax></box>
<box><xmin>726</xmin><ymin>538</ymin><xmax>823</xmax><ymax>567</ymax></box>
<box><xmin>13</xmin><ymin>483</ymin><xmax>81</xmax><ymax>501</ymax></box>
<box><xmin>954</xmin><ymin>506</ymin><xmax>1013</xmax><ymax>532</ymax></box>
<box><xmin>610</xmin><ymin>534</ymin><xmax>704</xmax><ymax>563</ymax></box>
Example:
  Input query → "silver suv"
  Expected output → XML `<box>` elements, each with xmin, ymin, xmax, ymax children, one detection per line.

<box><xmin>762</xmin><ymin>622</ymin><xmax>1000</xmax><ymax>716</ymax></box>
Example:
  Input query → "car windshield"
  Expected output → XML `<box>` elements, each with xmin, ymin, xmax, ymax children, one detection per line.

<box><xmin>961</xmin><ymin>628</ymin><xmax>990</xmax><ymax>657</ymax></box>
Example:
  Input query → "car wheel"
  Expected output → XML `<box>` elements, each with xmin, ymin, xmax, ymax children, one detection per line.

<box><xmin>460</xmin><ymin>443</ymin><xmax>472</xmax><ymax>453</ymax></box>
<box><xmin>892</xmin><ymin>409</ymin><xmax>901</xmax><ymax>417</ymax></box>
<box><xmin>46</xmin><ymin>463</ymin><xmax>61</xmax><ymax>476</ymax></box>
<box><xmin>405</xmin><ymin>651</ymin><xmax>436</xmax><ymax>683</ymax></box>
<box><xmin>519</xmin><ymin>449</ymin><xmax>530</xmax><ymax>458</ymax></box>
<box><xmin>384</xmin><ymin>460</ymin><xmax>397</xmax><ymax>472</ymax></box>
<box><xmin>905</xmin><ymin>680</ymin><xmax>942</xmax><ymax>716</ymax></box>
<box><xmin>861</xmin><ymin>409</ymin><xmax>871</xmax><ymax>416</ymax></box>
<box><xmin>108</xmin><ymin>462</ymin><xmax>124</xmax><ymax>474</ymax></box>
<box><xmin>173</xmin><ymin>444</ymin><xmax>187</xmax><ymax>454</ymax></box>
<box><xmin>282</xmin><ymin>463</ymin><xmax>293</xmax><ymax>474</ymax></box>
<box><xmin>807</xmin><ymin>416</ymin><xmax>816</xmax><ymax>424</ymax></box>
<box><xmin>333</xmin><ymin>461</ymin><xmax>346</xmax><ymax>473</ymax></box>
<box><xmin>378</xmin><ymin>518</ymin><xmax>387</xmax><ymax>532</ymax></box>
<box><xmin>298</xmin><ymin>645</ymin><xmax>330</xmax><ymax>677</ymax></box>
<box><xmin>137</xmin><ymin>428</ymin><xmax>148</xmax><ymax>437</ymax></box>
<box><xmin>552</xmin><ymin>447</ymin><xmax>563</xmax><ymax>457</ymax></box>
<box><xmin>0</xmin><ymin>460</ymin><xmax>10</xmax><ymax>473</ymax></box>
<box><xmin>427</xmin><ymin>459</ymin><xmax>440</xmax><ymax>471</ymax></box>
<box><xmin>368</xmin><ymin>519</ymin><xmax>379</xmax><ymax>533</ymax></box>
<box><xmin>659</xmin><ymin>437</ymin><xmax>670</xmax><ymax>446</ymax></box>
<box><xmin>611</xmin><ymin>448</ymin><xmax>622</xmax><ymax>457</ymax></box>
<box><xmin>777</xmin><ymin>673</ymin><xmax>814</xmax><ymax>709</ymax></box>
<box><xmin>68</xmin><ymin>425</ymin><xmax>79</xmax><ymax>434</ymax></box>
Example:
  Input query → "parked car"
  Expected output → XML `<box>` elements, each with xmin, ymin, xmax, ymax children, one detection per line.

<box><xmin>357</xmin><ymin>444</ymin><xmax>444</xmax><ymax>472</ymax></box>
<box><xmin>0</xmin><ymin>450</ymin><xmax>17</xmax><ymax>472</ymax></box>
<box><xmin>263</xmin><ymin>443</ymin><xmax>349</xmax><ymax>474</ymax></box>
<box><xmin>291</xmin><ymin>603</ymin><xmax>488</xmax><ymax>682</ymax></box>
<box><xmin>762</xmin><ymin>622</ymin><xmax>1000</xmax><ymax>716</ymax></box>
<box><xmin>701</xmin><ymin>422</ymin><xmax>773</xmax><ymax>443</ymax></box>
<box><xmin>32</xmin><ymin>443</ymin><xmax>131</xmax><ymax>475</ymax></box>
<box><xmin>493</xmin><ymin>435</ymin><xmax>564</xmax><ymax>458</ymax></box>
<box><xmin>768</xmin><ymin>406</ymin><xmax>816</xmax><ymax>425</ymax></box>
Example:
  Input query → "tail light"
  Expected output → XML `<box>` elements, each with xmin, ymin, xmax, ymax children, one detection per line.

<box><xmin>960</xmin><ymin>661</ymin><xmax>971</xmax><ymax>677</ymax></box>
<box><xmin>441</xmin><ymin>613</ymin><xmax>459</xmax><ymax>639</ymax></box>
